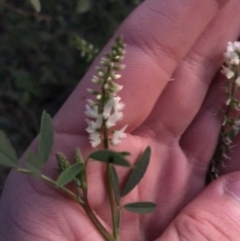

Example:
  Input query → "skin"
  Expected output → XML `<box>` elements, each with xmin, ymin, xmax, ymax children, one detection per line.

<box><xmin>1</xmin><ymin>0</ymin><xmax>240</xmax><ymax>240</ymax></box>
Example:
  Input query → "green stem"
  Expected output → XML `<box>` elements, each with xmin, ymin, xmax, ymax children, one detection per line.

<box><xmin>17</xmin><ymin>168</ymin><xmax>78</xmax><ymax>200</ymax></box>
<box><xmin>106</xmin><ymin>163</ymin><xmax>118</xmax><ymax>239</ymax></box>
<box><xmin>82</xmin><ymin>200</ymin><xmax>115</xmax><ymax>241</ymax></box>
<box><xmin>116</xmin><ymin>206</ymin><xmax>122</xmax><ymax>240</ymax></box>
<box><xmin>208</xmin><ymin>66</ymin><xmax>239</xmax><ymax>182</ymax></box>
<box><xmin>100</xmin><ymin>63</ymin><xmax>118</xmax><ymax>240</ymax></box>
<box><xmin>102</xmin><ymin>121</ymin><xmax>117</xmax><ymax>239</ymax></box>
<box><xmin>81</xmin><ymin>161</ymin><xmax>115</xmax><ymax>241</ymax></box>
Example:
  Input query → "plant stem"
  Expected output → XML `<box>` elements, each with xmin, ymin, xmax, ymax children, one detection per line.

<box><xmin>82</xmin><ymin>159</ymin><xmax>116</xmax><ymax>241</ymax></box>
<box><xmin>100</xmin><ymin>63</ymin><xmax>119</xmax><ymax>240</ymax></box>
<box><xmin>82</xmin><ymin>200</ymin><xmax>115</xmax><ymax>241</ymax></box>
<box><xmin>208</xmin><ymin>66</ymin><xmax>239</xmax><ymax>182</ymax></box>
<box><xmin>102</xmin><ymin>121</ymin><xmax>118</xmax><ymax>239</ymax></box>
<box><xmin>116</xmin><ymin>206</ymin><xmax>122</xmax><ymax>239</ymax></box>
<box><xmin>106</xmin><ymin>163</ymin><xmax>118</xmax><ymax>239</ymax></box>
<box><xmin>17</xmin><ymin>168</ymin><xmax>77</xmax><ymax>200</ymax></box>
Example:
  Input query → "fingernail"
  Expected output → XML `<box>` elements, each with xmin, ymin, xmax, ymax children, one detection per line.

<box><xmin>225</xmin><ymin>178</ymin><xmax>240</xmax><ymax>201</ymax></box>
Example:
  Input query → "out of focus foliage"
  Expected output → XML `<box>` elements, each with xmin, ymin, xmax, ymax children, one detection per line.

<box><xmin>0</xmin><ymin>0</ymin><xmax>142</xmax><ymax>156</ymax></box>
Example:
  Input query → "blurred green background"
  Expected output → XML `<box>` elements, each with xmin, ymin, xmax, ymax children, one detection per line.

<box><xmin>0</xmin><ymin>0</ymin><xmax>142</xmax><ymax>194</ymax></box>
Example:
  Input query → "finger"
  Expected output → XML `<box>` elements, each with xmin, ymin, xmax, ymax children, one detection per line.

<box><xmin>157</xmin><ymin>172</ymin><xmax>240</xmax><ymax>241</ymax></box>
<box><xmin>179</xmin><ymin>1</ymin><xmax>240</xmax><ymax>176</ymax></box>
<box><xmin>54</xmin><ymin>0</ymin><xmax>223</xmax><ymax>136</ymax></box>
<box><xmin>138</xmin><ymin>0</ymin><xmax>240</xmax><ymax>142</ymax></box>
<box><xmin>179</xmin><ymin>73</ymin><xmax>225</xmax><ymax>178</ymax></box>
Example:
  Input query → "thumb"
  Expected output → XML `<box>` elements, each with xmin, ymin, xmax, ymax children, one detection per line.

<box><xmin>158</xmin><ymin>172</ymin><xmax>240</xmax><ymax>241</ymax></box>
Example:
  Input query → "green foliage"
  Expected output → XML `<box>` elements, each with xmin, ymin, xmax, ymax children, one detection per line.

<box><xmin>57</xmin><ymin>162</ymin><xmax>84</xmax><ymax>187</ymax></box>
<box><xmin>72</xmin><ymin>34</ymin><xmax>99</xmax><ymax>62</ymax></box>
<box><xmin>24</xmin><ymin>150</ymin><xmax>41</xmax><ymax>176</ymax></box>
<box><xmin>123</xmin><ymin>202</ymin><xmax>156</xmax><ymax>214</ymax></box>
<box><xmin>29</xmin><ymin>0</ymin><xmax>41</xmax><ymax>12</ymax></box>
<box><xmin>122</xmin><ymin>146</ymin><xmax>151</xmax><ymax>197</ymax></box>
<box><xmin>76</xmin><ymin>0</ymin><xmax>92</xmax><ymax>13</ymax></box>
<box><xmin>22</xmin><ymin>111</ymin><xmax>53</xmax><ymax>176</ymax></box>
<box><xmin>89</xmin><ymin>149</ymin><xmax>131</xmax><ymax>167</ymax></box>
<box><xmin>38</xmin><ymin>111</ymin><xmax>53</xmax><ymax>166</ymax></box>
<box><xmin>0</xmin><ymin>131</ymin><xmax>18</xmax><ymax>168</ymax></box>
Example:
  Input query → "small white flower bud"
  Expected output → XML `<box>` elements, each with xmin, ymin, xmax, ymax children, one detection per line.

<box><xmin>113</xmin><ymin>74</ymin><xmax>121</xmax><ymax>80</ymax></box>
<box><xmin>225</xmin><ymin>98</ymin><xmax>231</xmax><ymax>106</ymax></box>
<box><xmin>236</xmin><ymin>77</ymin><xmax>240</xmax><ymax>87</ymax></box>
<box><xmin>87</xmin><ymin>99</ymin><xmax>95</xmax><ymax>106</ymax></box>
<box><xmin>91</xmin><ymin>76</ymin><xmax>101</xmax><ymax>84</ymax></box>
<box><xmin>96</xmin><ymin>94</ymin><xmax>102</xmax><ymax>100</ymax></box>
<box><xmin>100</xmin><ymin>57</ymin><xmax>108</xmax><ymax>66</ymax></box>
<box><xmin>98</xmin><ymin>70</ymin><xmax>104</xmax><ymax>77</ymax></box>
<box><xmin>221</xmin><ymin>66</ymin><xmax>234</xmax><ymax>79</ymax></box>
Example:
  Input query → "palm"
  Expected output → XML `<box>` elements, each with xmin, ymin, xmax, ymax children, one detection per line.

<box><xmin>1</xmin><ymin>0</ymin><xmax>240</xmax><ymax>240</ymax></box>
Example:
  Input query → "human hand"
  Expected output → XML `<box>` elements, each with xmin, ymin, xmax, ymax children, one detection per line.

<box><xmin>1</xmin><ymin>0</ymin><xmax>240</xmax><ymax>240</ymax></box>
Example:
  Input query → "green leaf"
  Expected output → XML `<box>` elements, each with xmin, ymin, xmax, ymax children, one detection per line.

<box><xmin>24</xmin><ymin>151</ymin><xmax>41</xmax><ymax>177</ymax></box>
<box><xmin>118</xmin><ymin>152</ymin><xmax>131</xmax><ymax>156</ymax></box>
<box><xmin>57</xmin><ymin>163</ymin><xmax>84</xmax><ymax>187</ymax></box>
<box><xmin>38</xmin><ymin>111</ymin><xmax>54</xmax><ymax>166</ymax></box>
<box><xmin>89</xmin><ymin>150</ymin><xmax>130</xmax><ymax>167</ymax></box>
<box><xmin>122</xmin><ymin>146</ymin><xmax>151</xmax><ymax>196</ymax></box>
<box><xmin>0</xmin><ymin>131</ymin><xmax>18</xmax><ymax>168</ymax></box>
<box><xmin>76</xmin><ymin>0</ymin><xmax>91</xmax><ymax>14</ymax></box>
<box><xmin>123</xmin><ymin>202</ymin><xmax>156</xmax><ymax>214</ymax></box>
<box><xmin>29</xmin><ymin>0</ymin><xmax>41</xmax><ymax>12</ymax></box>
<box><xmin>110</xmin><ymin>166</ymin><xmax>120</xmax><ymax>204</ymax></box>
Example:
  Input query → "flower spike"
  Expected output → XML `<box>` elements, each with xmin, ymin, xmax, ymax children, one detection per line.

<box><xmin>85</xmin><ymin>36</ymin><xmax>127</xmax><ymax>148</ymax></box>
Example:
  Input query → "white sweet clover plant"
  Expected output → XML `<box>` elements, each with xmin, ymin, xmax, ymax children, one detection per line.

<box><xmin>208</xmin><ymin>41</ymin><xmax>240</xmax><ymax>182</ymax></box>
<box><xmin>0</xmin><ymin>36</ymin><xmax>155</xmax><ymax>241</ymax></box>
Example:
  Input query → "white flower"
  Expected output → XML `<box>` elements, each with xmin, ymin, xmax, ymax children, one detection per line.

<box><xmin>225</xmin><ymin>98</ymin><xmax>231</xmax><ymax>106</ymax></box>
<box><xmin>221</xmin><ymin>66</ymin><xmax>234</xmax><ymax>79</ymax></box>
<box><xmin>227</xmin><ymin>42</ymin><xmax>236</xmax><ymax>52</ymax></box>
<box><xmin>112</xmin><ymin>83</ymin><xmax>123</xmax><ymax>92</ymax></box>
<box><xmin>113</xmin><ymin>74</ymin><xmax>121</xmax><ymax>80</ymax></box>
<box><xmin>85</xmin><ymin>104</ymin><xmax>99</xmax><ymax>118</ymax></box>
<box><xmin>111</xmin><ymin>125</ymin><xmax>128</xmax><ymax>146</ymax></box>
<box><xmin>112</xmin><ymin>97</ymin><xmax>125</xmax><ymax>112</ymax></box>
<box><xmin>236</xmin><ymin>76</ymin><xmax>240</xmax><ymax>87</ymax></box>
<box><xmin>87</xmin><ymin>99</ymin><xmax>95</xmax><ymax>106</ymax></box>
<box><xmin>224</xmin><ymin>51</ymin><xmax>240</xmax><ymax>65</ymax></box>
<box><xmin>103</xmin><ymin>97</ymin><xmax>125</xmax><ymax>119</ymax></box>
<box><xmin>106</xmin><ymin>112</ymin><xmax>123</xmax><ymax>128</ymax></box>
<box><xmin>91</xmin><ymin>76</ymin><xmax>101</xmax><ymax>84</ymax></box>
<box><xmin>89</xmin><ymin>133</ymin><xmax>101</xmax><ymax>148</ymax></box>
<box><xmin>224</xmin><ymin>136</ymin><xmax>232</xmax><ymax>146</ymax></box>
<box><xmin>227</xmin><ymin>41</ymin><xmax>240</xmax><ymax>53</ymax></box>
<box><xmin>234</xmin><ymin>41</ymin><xmax>240</xmax><ymax>53</ymax></box>
<box><xmin>96</xmin><ymin>94</ymin><xmax>102</xmax><ymax>100</ymax></box>
<box><xmin>222</xmin><ymin>153</ymin><xmax>231</xmax><ymax>160</ymax></box>
<box><xmin>86</xmin><ymin>117</ymin><xmax>103</xmax><ymax>133</ymax></box>
<box><xmin>103</xmin><ymin>100</ymin><xmax>114</xmax><ymax>119</ymax></box>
